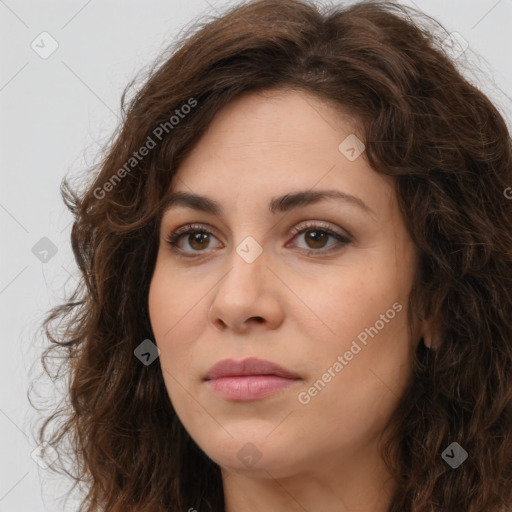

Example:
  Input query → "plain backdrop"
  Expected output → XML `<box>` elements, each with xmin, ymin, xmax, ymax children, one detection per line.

<box><xmin>0</xmin><ymin>0</ymin><xmax>511</xmax><ymax>510</ymax></box>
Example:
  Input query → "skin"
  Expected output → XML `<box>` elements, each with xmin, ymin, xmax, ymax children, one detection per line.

<box><xmin>148</xmin><ymin>88</ymin><xmax>432</xmax><ymax>512</ymax></box>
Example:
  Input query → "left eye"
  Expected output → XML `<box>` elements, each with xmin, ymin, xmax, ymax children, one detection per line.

<box><xmin>165</xmin><ymin>222</ymin><xmax>351</xmax><ymax>257</ymax></box>
<box><xmin>290</xmin><ymin>226</ymin><xmax>350</xmax><ymax>252</ymax></box>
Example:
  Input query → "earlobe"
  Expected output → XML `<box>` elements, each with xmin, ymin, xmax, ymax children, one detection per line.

<box><xmin>420</xmin><ymin>317</ymin><xmax>439</xmax><ymax>351</ymax></box>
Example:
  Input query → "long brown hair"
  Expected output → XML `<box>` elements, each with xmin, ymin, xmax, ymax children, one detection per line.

<box><xmin>30</xmin><ymin>1</ymin><xmax>512</xmax><ymax>510</ymax></box>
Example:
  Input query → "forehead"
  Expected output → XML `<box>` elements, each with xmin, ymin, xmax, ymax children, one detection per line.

<box><xmin>165</xmin><ymin>88</ymin><xmax>395</xmax><ymax>217</ymax></box>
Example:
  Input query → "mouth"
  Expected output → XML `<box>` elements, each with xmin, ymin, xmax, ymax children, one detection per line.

<box><xmin>203</xmin><ymin>357</ymin><xmax>302</xmax><ymax>401</ymax></box>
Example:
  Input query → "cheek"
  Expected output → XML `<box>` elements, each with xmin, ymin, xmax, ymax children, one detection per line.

<box><xmin>148</xmin><ymin>259</ymin><xmax>201</xmax><ymax>339</ymax></box>
<box><xmin>300</xmin><ymin>263</ymin><xmax>402</xmax><ymax>341</ymax></box>
<box><xmin>148</xmin><ymin>264</ymin><xmax>189</xmax><ymax>376</ymax></box>
<box><xmin>148</xmin><ymin>260</ymin><xmax>208</xmax><ymax>386</ymax></box>
<box><xmin>294</xmin><ymin>254</ymin><xmax>414</xmax><ymax>390</ymax></box>
<box><xmin>340</xmin><ymin>247</ymin><xmax>414</xmax><ymax>340</ymax></box>
<box><xmin>293</xmin><ymin>285</ymin><xmax>412</xmax><ymax>448</ymax></box>
<box><xmin>148</xmin><ymin>274</ymin><xmax>192</xmax><ymax>418</ymax></box>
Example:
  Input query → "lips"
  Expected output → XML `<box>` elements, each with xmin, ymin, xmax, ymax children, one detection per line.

<box><xmin>204</xmin><ymin>357</ymin><xmax>300</xmax><ymax>380</ymax></box>
<box><xmin>203</xmin><ymin>357</ymin><xmax>302</xmax><ymax>401</ymax></box>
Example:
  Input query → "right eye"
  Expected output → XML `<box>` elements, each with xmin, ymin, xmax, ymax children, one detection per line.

<box><xmin>165</xmin><ymin>224</ymin><xmax>222</xmax><ymax>257</ymax></box>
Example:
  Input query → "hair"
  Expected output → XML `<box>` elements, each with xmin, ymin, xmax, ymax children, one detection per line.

<box><xmin>29</xmin><ymin>0</ymin><xmax>512</xmax><ymax>511</ymax></box>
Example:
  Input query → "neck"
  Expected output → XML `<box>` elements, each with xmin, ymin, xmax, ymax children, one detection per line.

<box><xmin>221</xmin><ymin>438</ymin><xmax>397</xmax><ymax>512</ymax></box>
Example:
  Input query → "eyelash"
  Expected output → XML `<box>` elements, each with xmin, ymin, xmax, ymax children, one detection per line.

<box><xmin>164</xmin><ymin>221</ymin><xmax>352</xmax><ymax>258</ymax></box>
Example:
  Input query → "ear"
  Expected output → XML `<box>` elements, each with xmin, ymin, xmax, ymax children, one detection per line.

<box><xmin>419</xmin><ymin>316</ymin><xmax>440</xmax><ymax>351</ymax></box>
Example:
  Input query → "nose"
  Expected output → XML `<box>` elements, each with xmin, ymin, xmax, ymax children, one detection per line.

<box><xmin>207</xmin><ymin>242</ymin><xmax>284</xmax><ymax>333</ymax></box>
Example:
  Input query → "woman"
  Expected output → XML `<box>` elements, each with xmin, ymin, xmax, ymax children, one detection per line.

<box><xmin>32</xmin><ymin>0</ymin><xmax>512</xmax><ymax>511</ymax></box>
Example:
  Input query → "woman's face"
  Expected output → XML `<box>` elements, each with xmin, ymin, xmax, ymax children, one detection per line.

<box><xmin>148</xmin><ymin>88</ymin><xmax>423</xmax><ymax>480</ymax></box>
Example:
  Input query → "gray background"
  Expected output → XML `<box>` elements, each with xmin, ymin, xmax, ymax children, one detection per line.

<box><xmin>1</xmin><ymin>0</ymin><xmax>511</xmax><ymax>510</ymax></box>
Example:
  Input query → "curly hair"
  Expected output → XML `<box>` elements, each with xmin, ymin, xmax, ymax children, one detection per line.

<box><xmin>30</xmin><ymin>0</ymin><xmax>512</xmax><ymax>511</ymax></box>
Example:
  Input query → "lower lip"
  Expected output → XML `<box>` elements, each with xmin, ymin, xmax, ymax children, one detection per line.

<box><xmin>205</xmin><ymin>375</ymin><xmax>300</xmax><ymax>401</ymax></box>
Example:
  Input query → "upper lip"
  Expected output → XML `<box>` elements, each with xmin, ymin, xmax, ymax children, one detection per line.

<box><xmin>204</xmin><ymin>357</ymin><xmax>301</xmax><ymax>380</ymax></box>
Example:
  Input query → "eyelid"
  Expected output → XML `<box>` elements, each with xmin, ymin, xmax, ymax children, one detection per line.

<box><xmin>164</xmin><ymin>220</ymin><xmax>352</xmax><ymax>257</ymax></box>
<box><xmin>166</xmin><ymin>222</ymin><xmax>219</xmax><ymax>242</ymax></box>
<box><xmin>289</xmin><ymin>220</ymin><xmax>351</xmax><ymax>240</ymax></box>
<box><xmin>166</xmin><ymin>220</ymin><xmax>350</xmax><ymax>240</ymax></box>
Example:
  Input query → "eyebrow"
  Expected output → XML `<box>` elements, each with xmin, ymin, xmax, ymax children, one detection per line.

<box><xmin>161</xmin><ymin>189</ymin><xmax>375</xmax><ymax>217</ymax></box>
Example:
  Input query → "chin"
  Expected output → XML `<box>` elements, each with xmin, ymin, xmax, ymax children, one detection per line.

<box><xmin>199</xmin><ymin>432</ymin><xmax>301</xmax><ymax>477</ymax></box>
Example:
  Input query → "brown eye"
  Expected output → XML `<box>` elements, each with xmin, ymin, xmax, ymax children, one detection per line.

<box><xmin>165</xmin><ymin>225</ymin><xmax>221</xmax><ymax>256</ymax></box>
<box><xmin>187</xmin><ymin>232</ymin><xmax>211</xmax><ymax>251</ymax></box>
<box><xmin>165</xmin><ymin>221</ymin><xmax>351</xmax><ymax>258</ymax></box>
<box><xmin>289</xmin><ymin>222</ymin><xmax>351</xmax><ymax>255</ymax></box>
<box><xmin>303</xmin><ymin>229</ymin><xmax>329</xmax><ymax>249</ymax></box>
